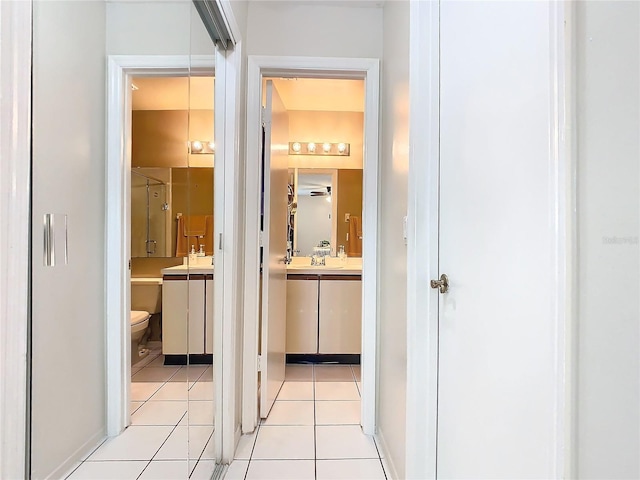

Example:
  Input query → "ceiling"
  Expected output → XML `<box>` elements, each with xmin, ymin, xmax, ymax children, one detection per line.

<box><xmin>269</xmin><ymin>78</ymin><xmax>364</xmax><ymax>112</ymax></box>
<box><xmin>131</xmin><ymin>76</ymin><xmax>364</xmax><ymax>113</ymax></box>
<box><xmin>131</xmin><ymin>76</ymin><xmax>215</xmax><ymax>110</ymax></box>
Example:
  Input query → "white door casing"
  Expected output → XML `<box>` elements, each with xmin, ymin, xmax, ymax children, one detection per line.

<box><xmin>242</xmin><ymin>56</ymin><xmax>380</xmax><ymax>435</ymax></box>
<box><xmin>0</xmin><ymin>2</ymin><xmax>31</xmax><ymax>479</ymax></box>
<box><xmin>106</xmin><ymin>55</ymin><xmax>213</xmax><ymax>437</ymax></box>
<box><xmin>260</xmin><ymin>80</ymin><xmax>289</xmax><ymax>418</ymax></box>
<box><xmin>406</xmin><ymin>1</ymin><xmax>570</xmax><ymax>478</ymax></box>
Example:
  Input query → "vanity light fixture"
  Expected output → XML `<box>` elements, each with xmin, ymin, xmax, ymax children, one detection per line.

<box><xmin>288</xmin><ymin>142</ymin><xmax>350</xmax><ymax>156</ymax></box>
<box><xmin>189</xmin><ymin>140</ymin><xmax>215</xmax><ymax>154</ymax></box>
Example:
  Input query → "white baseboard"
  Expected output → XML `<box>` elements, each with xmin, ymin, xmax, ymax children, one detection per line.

<box><xmin>375</xmin><ymin>428</ymin><xmax>400</xmax><ymax>480</ymax></box>
<box><xmin>47</xmin><ymin>430</ymin><xmax>105</xmax><ymax>480</ymax></box>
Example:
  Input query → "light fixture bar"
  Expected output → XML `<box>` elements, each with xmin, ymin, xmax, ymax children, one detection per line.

<box><xmin>189</xmin><ymin>140</ymin><xmax>215</xmax><ymax>154</ymax></box>
<box><xmin>288</xmin><ymin>142</ymin><xmax>350</xmax><ymax>156</ymax></box>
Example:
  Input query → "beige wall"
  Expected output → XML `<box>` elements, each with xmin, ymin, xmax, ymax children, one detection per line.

<box><xmin>287</xmin><ymin>111</ymin><xmax>363</xmax><ymax>170</ymax></box>
<box><xmin>132</xmin><ymin>109</ymin><xmax>214</xmax><ymax>168</ymax></box>
<box><xmin>336</xmin><ymin>170</ymin><xmax>363</xmax><ymax>254</ymax></box>
<box><xmin>377</xmin><ymin>1</ymin><xmax>409</xmax><ymax>477</ymax></box>
<box><xmin>30</xmin><ymin>2</ymin><xmax>107</xmax><ymax>477</ymax></box>
<box><xmin>576</xmin><ymin>2</ymin><xmax>640</xmax><ymax>476</ymax></box>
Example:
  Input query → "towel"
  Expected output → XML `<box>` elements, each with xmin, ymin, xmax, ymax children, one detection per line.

<box><xmin>176</xmin><ymin>215</ymin><xmax>214</xmax><ymax>257</ymax></box>
<box><xmin>347</xmin><ymin>216</ymin><xmax>362</xmax><ymax>257</ymax></box>
<box><xmin>183</xmin><ymin>215</ymin><xmax>207</xmax><ymax>236</ymax></box>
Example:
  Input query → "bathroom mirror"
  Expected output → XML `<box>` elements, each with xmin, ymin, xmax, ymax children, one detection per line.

<box><xmin>291</xmin><ymin>168</ymin><xmax>363</xmax><ymax>257</ymax></box>
<box><xmin>130</xmin><ymin>74</ymin><xmax>215</xmax><ymax>260</ymax></box>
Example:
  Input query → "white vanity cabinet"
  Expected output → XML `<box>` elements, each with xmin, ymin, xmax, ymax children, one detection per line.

<box><xmin>318</xmin><ymin>276</ymin><xmax>362</xmax><ymax>354</ymax></box>
<box><xmin>162</xmin><ymin>267</ymin><xmax>214</xmax><ymax>358</ymax></box>
<box><xmin>286</xmin><ymin>275</ymin><xmax>319</xmax><ymax>354</ymax></box>
<box><xmin>285</xmin><ymin>272</ymin><xmax>362</xmax><ymax>355</ymax></box>
<box><xmin>162</xmin><ymin>274</ymin><xmax>189</xmax><ymax>355</ymax></box>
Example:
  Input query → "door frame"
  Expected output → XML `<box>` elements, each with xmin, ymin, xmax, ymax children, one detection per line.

<box><xmin>405</xmin><ymin>1</ymin><xmax>574</xmax><ymax>478</ymax></box>
<box><xmin>0</xmin><ymin>2</ymin><xmax>32</xmax><ymax>478</ymax></box>
<box><xmin>105</xmin><ymin>53</ymin><xmax>224</xmax><ymax>436</ymax></box>
<box><xmin>242</xmin><ymin>56</ymin><xmax>380</xmax><ymax>435</ymax></box>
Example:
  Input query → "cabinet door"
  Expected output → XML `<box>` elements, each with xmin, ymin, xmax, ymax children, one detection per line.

<box><xmin>188</xmin><ymin>277</ymin><xmax>206</xmax><ymax>355</ymax></box>
<box><xmin>205</xmin><ymin>278</ymin><xmax>214</xmax><ymax>354</ymax></box>
<box><xmin>286</xmin><ymin>278</ymin><xmax>319</xmax><ymax>354</ymax></box>
<box><xmin>318</xmin><ymin>279</ymin><xmax>362</xmax><ymax>354</ymax></box>
<box><xmin>162</xmin><ymin>278</ymin><xmax>189</xmax><ymax>355</ymax></box>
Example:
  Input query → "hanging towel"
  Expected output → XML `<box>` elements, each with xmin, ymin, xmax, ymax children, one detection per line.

<box><xmin>176</xmin><ymin>215</ymin><xmax>214</xmax><ymax>257</ymax></box>
<box><xmin>347</xmin><ymin>216</ymin><xmax>363</xmax><ymax>257</ymax></box>
<box><xmin>183</xmin><ymin>215</ymin><xmax>207</xmax><ymax>236</ymax></box>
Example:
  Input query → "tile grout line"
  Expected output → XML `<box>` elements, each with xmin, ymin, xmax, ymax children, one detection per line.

<box><xmin>313</xmin><ymin>364</ymin><xmax>318</xmax><ymax>480</ymax></box>
<box><xmin>136</xmin><ymin>411</ymin><xmax>188</xmax><ymax>480</ymax></box>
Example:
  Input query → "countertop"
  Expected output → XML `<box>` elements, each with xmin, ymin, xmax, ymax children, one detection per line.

<box><xmin>287</xmin><ymin>256</ymin><xmax>362</xmax><ymax>276</ymax></box>
<box><xmin>161</xmin><ymin>257</ymin><xmax>214</xmax><ymax>276</ymax></box>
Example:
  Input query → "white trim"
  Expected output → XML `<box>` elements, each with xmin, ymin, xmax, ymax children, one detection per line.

<box><xmin>375</xmin><ymin>430</ymin><xmax>399</xmax><ymax>480</ymax></box>
<box><xmin>105</xmin><ymin>55</ymin><xmax>215</xmax><ymax>437</ymax></box>
<box><xmin>405</xmin><ymin>2</ymin><xmax>570</xmax><ymax>478</ymax></box>
<box><xmin>549</xmin><ymin>2</ymin><xmax>574</xmax><ymax>477</ymax></box>
<box><xmin>562</xmin><ymin>2</ymin><xmax>578</xmax><ymax>477</ymax></box>
<box><xmin>405</xmin><ymin>1</ymin><xmax>440</xmax><ymax>477</ymax></box>
<box><xmin>50</xmin><ymin>430</ymin><xmax>105</xmax><ymax>480</ymax></box>
<box><xmin>242</xmin><ymin>56</ymin><xmax>380</xmax><ymax>435</ymax></box>
<box><xmin>214</xmin><ymin>41</ymin><xmax>244</xmax><ymax>464</ymax></box>
<box><xmin>0</xmin><ymin>2</ymin><xmax>31</xmax><ymax>478</ymax></box>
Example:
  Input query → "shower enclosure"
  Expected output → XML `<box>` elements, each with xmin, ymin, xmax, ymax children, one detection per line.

<box><xmin>131</xmin><ymin>170</ymin><xmax>170</xmax><ymax>257</ymax></box>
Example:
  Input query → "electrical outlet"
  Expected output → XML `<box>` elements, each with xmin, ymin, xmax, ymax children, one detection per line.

<box><xmin>345</xmin><ymin>213</ymin><xmax>350</xmax><ymax>222</ymax></box>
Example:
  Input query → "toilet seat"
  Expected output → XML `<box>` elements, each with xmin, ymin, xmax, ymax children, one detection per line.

<box><xmin>131</xmin><ymin>310</ymin><xmax>150</xmax><ymax>334</ymax></box>
<box><xmin>131</xmin><ymin>310</ymin><xmax>150</xmax><ymax>326</ymax></box>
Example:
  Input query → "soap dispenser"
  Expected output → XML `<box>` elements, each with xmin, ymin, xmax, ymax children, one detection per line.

<box><xmin>198</xmin><ymin>244</ymin><xmax>205</xmax><ymax>257</ymax></box>
<box><xmin>189</xmin><ymin>245</ymin><xmax>198</xmax><ymax>263</ymax></box>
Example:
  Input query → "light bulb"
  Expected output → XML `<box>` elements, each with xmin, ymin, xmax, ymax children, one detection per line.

<box><xmin>337</xmin><ymin>143</ymin><xmax>346</xmax><ymax>154</ymax></box>
<box><xmin>323</xmin><ymin>143</ymin><xmax>332</xmax><ymax>153</ymax></box>
<box><xmin>191</xmin><ymin>141</ymin><xmax>203</xmax><ymax>153</ymax></box>
<box><xmin>207</xmin><ymin>142</ymin><xmax>215</xmax><ymax>151</ymax></box>
<box><xmin>307</xmin><ymin>142</ymin><xmax>316</xmax><ymax>153</ymax></box>
<box><xmin>292</xmin><ymin>142</ymin><xmax>302</xmax><ymax>153</ymax></box>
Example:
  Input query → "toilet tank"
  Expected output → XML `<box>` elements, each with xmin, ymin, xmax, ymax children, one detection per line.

<box><xmin>131</xmin><ymin>277</ymin><xmax>162</xmax><ymax>314</ymax></box>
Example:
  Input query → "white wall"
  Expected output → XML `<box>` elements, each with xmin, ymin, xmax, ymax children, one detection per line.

<box><xmin>246</xmin><ymin>1</ymin><xmax>383</xmax><ymax>58</ymax></box>
<box><xmin>30</xmin><ymin>2</ymin><xmax>107</xmax><ymax>477</ymax></box>
<box><xmin>576</xmin><ymin>2</ymin><xmax>640</xmax><ymax>477</ymax></box>
<box><xmin>377</xmin><ymin>1</ymin><xmax>409</xmax><ymax>478</ymax></box>
<box><xmin>106</xmin><ymin>1</ymin><xmax>207</xmax><ymax>56</ymax></box>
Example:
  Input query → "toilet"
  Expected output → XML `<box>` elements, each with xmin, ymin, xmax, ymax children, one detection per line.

<box><xmin>130</xmin><ymin>310</ymin><xmax>150</xmax><ymax>365</ymax></box>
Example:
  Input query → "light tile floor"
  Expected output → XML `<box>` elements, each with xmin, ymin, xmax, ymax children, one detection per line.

<box><xmin>226</xmin><ymin>364</ymin><xmax>387</xmax><ymax>480</ymax></box>
<box><xmin>65</xmin><ymin>345</ymin><xmax>215</xmax><ymax>480</ymax></box>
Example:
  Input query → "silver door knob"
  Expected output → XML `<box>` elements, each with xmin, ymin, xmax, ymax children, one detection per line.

<box><xmin>430</xmin><ymin>274</ymin><xmax>449</xmax><ymax>294</ymax></box>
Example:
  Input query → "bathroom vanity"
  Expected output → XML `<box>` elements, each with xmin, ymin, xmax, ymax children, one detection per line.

<box><xmin>286</xmin><ymin>257</ymin><xmax>362</xmax><ymax>362</ymax></box>
<box><xmin>161</xmin><ymin>262</ymin><xmax>214</xmax><ymax>364</ymax></box>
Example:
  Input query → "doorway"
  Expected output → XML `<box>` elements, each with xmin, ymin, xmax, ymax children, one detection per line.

<box><xmin>242</xmin><ymin>57</ymin><xmax>380</xmax><ymax>437</ymax></box>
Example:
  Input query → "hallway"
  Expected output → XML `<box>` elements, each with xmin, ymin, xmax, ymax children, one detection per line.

<box><xmin>226</xmin><ymin>364</ymin><xmax>388</xmax><ymax>480</ymax></box>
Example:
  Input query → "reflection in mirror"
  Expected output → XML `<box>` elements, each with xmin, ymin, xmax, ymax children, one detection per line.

<box><xmin>131</xmin><ymin>169</ymin><xmax>171</xmax><ymax>257</ymax></box>
<box><xmin>290</xmin><ymin>168</ymin><xmax>363</xmax><ymax>258</ymax></box>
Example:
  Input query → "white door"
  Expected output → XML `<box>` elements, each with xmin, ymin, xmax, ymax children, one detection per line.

<box><xmin>436</xmin><ymin>1</ymin><xmax>558</xmax><ymax>477</ymax></box>
<box><xmin>260</xmin><ymin>80</ymin><xmax>289</xmax><ymax>418</ymax></box>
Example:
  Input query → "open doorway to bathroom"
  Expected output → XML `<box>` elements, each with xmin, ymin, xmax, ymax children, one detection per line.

<box><xmin>241</xmin><ymin>56</ymin><xmax>381</xmax><ymax>474</ymax></box>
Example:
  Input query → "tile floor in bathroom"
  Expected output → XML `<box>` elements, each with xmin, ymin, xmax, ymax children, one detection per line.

<box><xmin>225</xmin><ymin>363</ymin><xmax>389</xmax><ymax>480</ymax></box>
<box><xmin>65</xmin><ymin>344</ymin><xmax>215</xmax><ymax>480</ymax></box>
